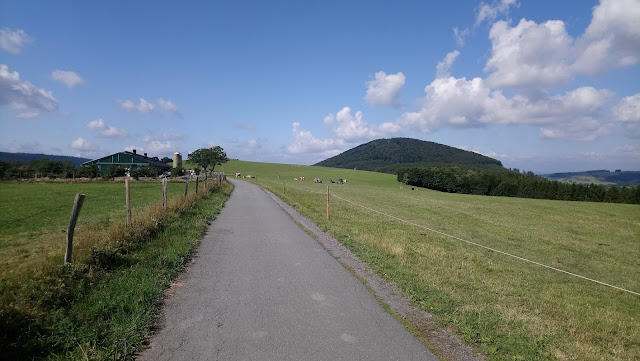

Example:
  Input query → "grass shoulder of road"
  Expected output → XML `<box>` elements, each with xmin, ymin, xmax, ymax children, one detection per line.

<box><xmin>0</xmin><ymin>180</ymin><xmax>233</xmax><ymax>360</ymax></box>
<box><xmin>226</xmin><ymin>159</ymin><xmax>640</xmax><ymax>361</ymax></box>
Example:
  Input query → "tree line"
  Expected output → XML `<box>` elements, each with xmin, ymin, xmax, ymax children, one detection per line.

<box><xmin>0</xmin><ymin>146</ymin><xmax>229</xmax><ymax>181</ymax></box>
<box><xmin>397</xmin><ymin>166</ymin><xmax>640</xmax><ymax>204</ymax></box>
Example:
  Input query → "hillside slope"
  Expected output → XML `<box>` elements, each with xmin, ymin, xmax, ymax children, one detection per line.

<box><xmin>0</xmin><ymin>152</ymin><xmax>90</xmax><ymax>167</ymax></box>
<box><xmin>314</xmin><ymin>138</ymin><xmax>503</xmax><ymax>173</ymax></box>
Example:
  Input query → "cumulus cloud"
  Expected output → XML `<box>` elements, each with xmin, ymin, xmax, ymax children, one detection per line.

<box><xmin>0</xmin><ymin>28</ymin><xmax>32</xmax><ymax>54</ymax></box>
<box><xmin>118</xmin><ymin>97</ymin><xmax>183</xmax><ymax>117</ymax></box>
<box><xmin>476</xmin><ymin>0</ymin><xmax>518</xmax><ymax>26</ymax></box>
<box><xmin>485</xmin><ymin>19</ymin><xmax>574</xmax><ymax>88</ymax></box>
<box><xmin>70</xmin><ymin>137</ymin><xmax>96</xmax><ymax>151</ymax></box>
<box><xmin>574</xmin><ymin>0</ymin><xmax>640</xmax><ymax>75</ymax></box>
<box><xmin>364</xmin><ymin>71</ymin><xmax>405</xmax><ymax>107</ymax></box>
<box><xmin>51</xmin><ymin>70</ymin><xmax>84</xmax><ymax>88</ymax></box>
<box><xmin>286</xmin><ymin>122</ymin><xmax>344</xmax><ymax>157</ymax></box>
<box><xmin>483</xmin><ymin>0</ymin><xmax>640</xmax><ymax>88</ymax></box>
<box><xmin>400</xmin><ymin>67</ymin><xmax>614</xmax><ymax>141</ymax></box>
<box><xmin>332</xmin><ymin>106</ymin><xmax>400</xmax><ymax>142</ymax></box>
<box><xmin>612</xmin><ymin>93</ymin><xmax>640</xmax><ymax>122</ymax></box>
<box><xmin>157</xmin><ymin>98</ymin><xmax>183</xmax><ymax>117</ymax></box>
<box><xmin>118</xmin><ymin>98</ymin><xmax>155</xmax><ymax>113</ymax></box>
<box><xmin>0</xmin><ymin>64</ymin><xmax>58</xmax><ymax>118</ymax></box>
<box><xmin>436</xmin><ymin>50</ymin><xmax>460</xmax><ymax>78</ymax></box>
<box><xmin>86</xmin><ymin>118</ymin><xmax>128</xmax><ymax>137</ymax></box>
<box><xmin>286</xmin><ymin>106</ymin><xmax>401</xmax><ymax>159</ymax></box>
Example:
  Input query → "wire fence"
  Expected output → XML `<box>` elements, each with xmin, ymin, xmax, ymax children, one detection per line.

<box><xmin>255</xmin><ymin>176</ymin><xmax>639</xmax><ymax>297</ymax></box>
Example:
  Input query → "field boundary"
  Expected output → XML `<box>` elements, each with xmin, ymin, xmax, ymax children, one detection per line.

<box><xmin>259</xmin><ymin>177</ymin><xmax>640</xmax><ymax>297</ymax></box>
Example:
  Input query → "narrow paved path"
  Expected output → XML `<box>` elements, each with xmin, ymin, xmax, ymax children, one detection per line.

<box><xmin>138</xmin><ymin>179</ymin><xmax>437</xmax><ymax>361</ymax></box>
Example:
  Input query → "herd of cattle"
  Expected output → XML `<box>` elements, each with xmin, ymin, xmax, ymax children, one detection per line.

<box><xmin>234</xmin><ymin>173</ymin><xmax>348</xmax><ymax>184</ymax></box>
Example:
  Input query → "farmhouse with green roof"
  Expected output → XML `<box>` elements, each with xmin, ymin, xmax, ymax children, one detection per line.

<box><xmin>82</xmin><ymin>150</ymin><xmax>171</xmax><ymax>176</ymax></box>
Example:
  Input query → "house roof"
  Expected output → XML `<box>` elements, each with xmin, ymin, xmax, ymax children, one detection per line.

<box><xmin>82</xmin><ymin>151</ymin><xmax>171</xmax><ymax>169</ymax></box>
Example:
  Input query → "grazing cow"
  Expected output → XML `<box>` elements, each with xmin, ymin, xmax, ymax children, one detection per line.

<box><xmin>294</xmin><ymin>178</ymin><xmax>298</xmax><ymax>181</ymax></box>
<box><xmin>330</xmin><ymin>179</ymin><xmax>335</xmax><ymax>183</ymax></box>
<box><xmin>314</xmin><ymin>178</ymin><xmax>323</xmax><ymax>183</ymax></box>
<box><xmin>399</xmin><ymin>186</ymin><xmax>404</xmax><ymax>189</ymax></box>
<box><xmin>235</xmin><ymin>173</ymin><xmax>241</xmax><ymax>177</ymax></box>
<box><xmin>300</xmin><ymin>176</ymin><xmax>306</xmax><ymax>181</ymax></box>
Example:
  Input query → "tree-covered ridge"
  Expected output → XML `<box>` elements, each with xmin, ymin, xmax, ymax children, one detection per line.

<box><xmin>398</xmin><ymin>166</ymin><xmax>640</xmax><ymax>204</ymax></box>
<box><xmin>0</xmin><ymin>152</ymin><xmax>89</xmax><ymax>166</ymax></box>
<box><xmin>314</xmin><ymin>138</ymin><xmax>504</xmax><ymax>173</ymax></box>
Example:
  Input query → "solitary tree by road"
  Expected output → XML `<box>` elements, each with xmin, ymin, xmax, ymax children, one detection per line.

<box><xmin>188</xmin><ymin>146</ymin><xmax>229</xmax><ymax>172</ymax></box>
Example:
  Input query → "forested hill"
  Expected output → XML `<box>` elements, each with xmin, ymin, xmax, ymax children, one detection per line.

<box><xmin>0</xmin><ymin>152</ymin><xmax>90</xmax><ymax>166</ymax></box>
<box><xmin>314</xmin><ymin>138</ymin><xmax>504</xmax><ymax>173</ymax></box>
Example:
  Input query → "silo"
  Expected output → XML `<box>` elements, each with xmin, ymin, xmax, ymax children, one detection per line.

<box><xmin>173</xmin><ymin>152</ymin><xmax>182</xmax><ymax>168</ymax></box>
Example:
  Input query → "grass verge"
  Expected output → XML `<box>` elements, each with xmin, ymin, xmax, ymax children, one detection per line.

<box><xmin>0</xmin><ymin>180</ymin><xmax>233</xmax><ymax>360</ymax></box>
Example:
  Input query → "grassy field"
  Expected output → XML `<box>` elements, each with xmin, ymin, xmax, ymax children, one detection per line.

<box><xmin>226</xmin><ymin>160</ymin><xmax>640</xmax><ymax>361</ymax></box>
<box><xmin>0</xmin><ymin>178</ymin><xmax>233</xmax><ymax>359</ymax></box>
<box><xmin>0</xmin><ymin>180</ymin><xmax>191</xmax><ymax>277</ymax></box>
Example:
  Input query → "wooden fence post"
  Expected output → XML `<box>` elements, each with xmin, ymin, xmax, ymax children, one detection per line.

<box><xmin>326</xmin><ymin>185</ymin><xmax>330</xmax><ymax>219</ymax></box>
<box><xmin>65</xmin><ymin>193</ymin><xmax>86</xmax><ymax>264</ymax></box>
<box><xmin>125</xmin><ymin>178</ymin><xmax>132</xmax><ymax>226</ymax></box>
<box><xmin>184</xmin><ymin>177</ymin><xmax>189</xmax><ymax>197</ymax></box>
<box><xmin>195</xmin><ymin>176</ymin><xmax>199</xmax><ymax>194</ymax></box>
<box><xmin>162</xmin><ymin>178</ymin><xmax>168</xmax><ymax>209</ymax></box>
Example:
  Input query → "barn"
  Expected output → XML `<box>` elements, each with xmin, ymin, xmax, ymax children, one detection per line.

<box><xmin>82</xmin><ymin>149</ymin><xmax>171</xmax><ymax>176</ymax></box>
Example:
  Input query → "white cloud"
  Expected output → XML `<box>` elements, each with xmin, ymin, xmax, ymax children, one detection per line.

<box><xmin>16</xmin><ymin>111</ymin><xmax>40</xmax><ymax>119</ymax></box>
<box><xmin>574</xmin><ymin>0</ymin><xmax>640</xmax><ymax>75</ymax></box>
<box><xmin>400</xmin><ymin>73</ymin><xmax>613</xmax><ymax>140</ymax></box>
<box><xmin>286</xmin><ymin>106</ymin><xmax>401</xmax><ymax>160</ymax></box>
<box><xmin>70</xmin><ymin>137</ymin><xmax>96</xmax><ymax>151</ymax></box>
<box><xmin>118</xmin><ymin>98</ymin><xmax>155</xmax><ymax>113</ymax></box>
<box><xmin>436</xmin><ymin>50</ymin><xmax>460</xmax><ymax>78</ymax></box>
<box><xmin>453</xmin><ymin>27</ymin><xmax>470</xmax><ymax>47</ymax></box>
<box><xmin>612</xmin><ymin>93</ymin><xmax>640</xmax><ymax>123</ymax></box>
<box><xmin>0</xmin><ymin>28</ymin><xmax>32</xmax><ymax>54</ymax></box>
<box><xmin>145</xmin><ymin>141</ymin><xmax>173</xmax><ymax>153</ymax></box>
<box><xmin>118</xmin><ymin>97</ymin><xmax>182</xmax><ymax>117</ymax></box>
<box><xmin>485</xmin><ymin>19</ymin><xmax>574</xmax><ymax>88</ymax></box>
<box><xmin>476</xmin><ymin>0</ymin><xmax>518</xmax><ymax>26</ymax></box>
<box><xmin>332</xmin><ymin>106</ymin><xmax>400</xmax><ymax>142</ymax></box>
<box><xmin>364</xmin><ymin>71</ymin><xmax>405</xmax><ymax>107</ymax></box>
<box><xmin>51</xmin><ymin>70</ymin><xmax>84</xmax><ymax>88</ymax></box>
<box><xmin>0</xmin><ymin>64</ymin><xmax>58</xmax><ymax>117</ymax></box>
<box><xmin>483</xmin><ymin>0</ymin><xmax>640</xmax><ymax>88</ymax></box>
<box><xmin>157</xmin><ymin>98</ymin><xmax>182</xmax><ymax>117</ymax></box>
<box><xmin>86</xmin><ymin>118</ymin><xmax>128</xmax><ymax>137</ymax></box>
<box><xmin>286</xmin><ymin>122</ymin><xmax>343</xmax><ymax>157</ymax></box>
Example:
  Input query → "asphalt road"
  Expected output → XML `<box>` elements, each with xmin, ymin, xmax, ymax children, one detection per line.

<box><xmin>138</xmin><ymin>179</ymin><xmax>437</xmax><ymax>361</ymax></box>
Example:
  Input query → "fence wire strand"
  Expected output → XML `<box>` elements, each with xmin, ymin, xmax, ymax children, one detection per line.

<box><xmin>257</xmin><ymin>177</ymin><xmax>639</xmax><ymax>297</ymax></box>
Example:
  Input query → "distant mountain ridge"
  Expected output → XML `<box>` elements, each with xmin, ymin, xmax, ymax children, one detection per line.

<box><xmin>0</xmin><ymin>152</ymin><xmax>90</xmax><ymax>167</ymax></box>
<box><xmin>313</xmin><ymin>138</ymin><xmax>504</xmax><ymax>173</ymax></box>
<box><xmin>542</xmin><ymin>170</ymin><xmax>640</xmax><ymax>186</ymax></box>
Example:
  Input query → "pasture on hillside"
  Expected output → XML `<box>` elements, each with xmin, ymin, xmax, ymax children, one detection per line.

<box><xmin>226</xmin><ymin>160</ymin><xmax>640</xmax><ymax>361</ymax></box>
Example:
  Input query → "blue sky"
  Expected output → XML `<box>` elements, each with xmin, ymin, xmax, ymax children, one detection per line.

<box><xmin>1</xmin><ymin>0</ymin><xmax>639</xmax><ymax>173</ymax></box>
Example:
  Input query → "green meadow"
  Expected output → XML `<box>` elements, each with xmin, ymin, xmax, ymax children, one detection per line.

<box><xmin>0</xmin><ymin>179</ymin><xmax>233</xmax><ymax>359</ymax></box>
<box><xmin>0</xmin><ymin>180</ymin><xmax>187</xmax><ymax>275</ymax></box>
<box><xmin>226</xmin><ymin>160</ymin><xmax>640</xmax><ymax>361</ymax></box>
